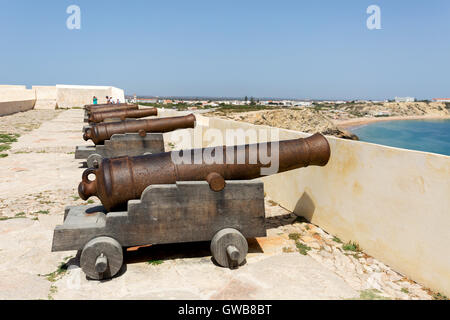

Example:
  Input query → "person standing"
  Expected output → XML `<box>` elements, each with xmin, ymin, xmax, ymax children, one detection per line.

<box><xmin>93</xmin><ymin>96</ymin><xmax>98</xmax><ymax>105</ymax></box>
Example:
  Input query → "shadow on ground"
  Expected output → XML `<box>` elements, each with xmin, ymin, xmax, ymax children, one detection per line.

<box><xmin>124</xmin><ymin>238</ymin><xmax>264</xmax><ymax>266</ymax></box>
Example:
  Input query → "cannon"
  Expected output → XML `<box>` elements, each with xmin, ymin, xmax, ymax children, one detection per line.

<box><xmin>88</xmin><ymin>108</ymin><xmax>158</xmax><ymax>124</ymax></box>
<box><xmin>76</xmin><ymin>114</ymin><xmax>196</xmax><ymax>167</ymax></box>
<box><xmin>53</xmin><ymin>133</ymin><xmax>331</xmax><ymax>280</ymax></box>
<box><xmin>75</xmin><ymin>133</ymin><xmax>166</xmax><ymax>169</ymax></box>
<box><xmin>85</xmin><ymin>103</ymin><xmax>138</xmax><ymax>113</ymax></box>
<box><xmin>83</xmin><ymin>114</ymin><xmax>196</xmax><ymax>145</ymax></box>
<box><xmin>83</xmin><ymin>104</ymin><xmax>139</xmax><ymax>122</ymax></box>
<box><xmin>79</xmin><ymin>133</ymin><xmax>331</xmax><ymax>211</ymax></box>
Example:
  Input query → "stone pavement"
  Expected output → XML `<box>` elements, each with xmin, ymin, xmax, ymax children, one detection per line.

<box><xmin>0</xmin><ymin>109</ymin><xmax>434</xmax><ymax>300</ymax></box>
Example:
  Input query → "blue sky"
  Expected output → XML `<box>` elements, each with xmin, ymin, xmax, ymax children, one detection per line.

<box><xmin>0</xmin><ymin>0</ymin><xmax>449</xmax><ymax>99</ymax></box>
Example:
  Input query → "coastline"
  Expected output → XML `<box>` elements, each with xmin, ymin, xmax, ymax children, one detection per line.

<box><xmin>335</xmin><ymin>115</ymin><xmax>450</xmax><ymax>130</ymax></box>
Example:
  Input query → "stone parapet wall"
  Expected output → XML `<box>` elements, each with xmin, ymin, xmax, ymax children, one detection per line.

<box><xmin>158</xmin><ymin>108</ymin><xmax>450</xmax><ymax>296</ymax></box>
<box><xmin>0</xmin><ymin>86</ymin><xmax>36</xmax><ymax>116</ymax></box>
<box><xmin>56</xmin><ymin>85</ymin><xmax>125</xmax><ymax>108</ymax></box>
<box><xmin>0</xmin><ymin>84</ymin><xmax>126</xmax><ymax>115</ymax></box>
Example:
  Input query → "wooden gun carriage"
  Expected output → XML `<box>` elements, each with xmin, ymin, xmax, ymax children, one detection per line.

<box><xmin>52</xmin><ymin>181</ymin><xmax>266</xmax><ymax>280</ymax></box>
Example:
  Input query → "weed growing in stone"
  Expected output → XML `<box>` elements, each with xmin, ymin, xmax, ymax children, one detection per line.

<box><xmin>355</xmin><ymin>289</ymin><xmax>390</xmax><ymax>300</ymax></box>
<box><xmin>0</xmin><ymin>133</ymin><xmax>20</xmax><ymax>157</ymax></box>
<box><xmin>296</xmin><ymin>242</ymin><xmax>311</xmax><ymax>255</ymax></box>
<box><xmin>35</xmin><ymin>210</ymin><xmax>50</xmax><ymax>215</ymax></box>
<box><xmin>147</xmin><ymin>260</ymin><xmax>164</xmax><ymax>266</ymax></box>
<box><xmin>343</xmin><ymin>241</ymin><xmax>361</xmax><ymax>252</ymax></box>
<box><xmin>40</xmin><ymin>256</ymin><xmax>73</xmax><ymax>282</ymax></box>
<box><xmin>48</xmin><ymin>285</ymin><xmax>58</xmax><ymax>300</ymax></box>
<box><xmin>288</xmin><ymin>233</ymin><xmax>301</xmax><ymax>241</ymax></box>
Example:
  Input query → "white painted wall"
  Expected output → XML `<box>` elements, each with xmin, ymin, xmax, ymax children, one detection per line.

<box><xmin>0</xmin><ymin>84</ymin><xmax>126</xmax><ymax>115</ymax></box>
<box><xmin>56</xmin><ymin>85</ymin><xmax>125</xmax><ymax>108</ymax></box>
<box><xmin>32</xmin><ymin>86</ymin><xmax>57</xmax><ymax>100</ymax></box>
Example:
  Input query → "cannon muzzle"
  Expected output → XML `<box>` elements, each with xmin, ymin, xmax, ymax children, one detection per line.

<box><xmin>79</xmin><ymin>133</ymin><xmax>331</xmax><ymax>211</ymax></box>
<box><xmin>88</xmin><ymin>108</ymin><xmax>158</xmax><ymax>123</ymax></box>
<box><xmin>83</xmin><ymin>114</ymin><xmax>196</xmax><ymax>145</ymax></box>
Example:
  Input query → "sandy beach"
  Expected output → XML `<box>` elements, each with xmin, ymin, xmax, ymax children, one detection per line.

<box><xmin>335</xmin><ymin>115</ymin><xmax>450</xmax><ymax>130</ymax></box>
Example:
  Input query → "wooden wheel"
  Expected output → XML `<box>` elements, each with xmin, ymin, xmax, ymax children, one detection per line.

<box><xmin>87</xmin><ymin>153</ymin><xmax>103</xmax><ymax>169</ymax></box>
<box><xmin>211</xmin><ymin>228</ymin><xmax>248</xmax><ymax>269</ymax></box>
<box><xmin>80</xmin><ymin>236</ymin><xmax>123</xmax><ymax>280</ymax></box>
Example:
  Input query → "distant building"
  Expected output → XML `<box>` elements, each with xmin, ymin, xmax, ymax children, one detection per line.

<box><xmin>432</xmin><ymin>98</ymin><xmax>450</xmax><ymax>103</ymax></box>
<box><xmin>370</xmin><ymin>111</ymin><xmax>391</xmax><ymax>117</ymax></box>
<box><xmin>293</xmin><ymin>101</ymin><xmax>313</xmax><ymax>107</ymax></box>
<box><xmin>136</xmin><ymin>98</ymin><xmax>157</xmax><ymax>104</ymax></box>
<box><xmin>395</xmin><ymin>97</ymin><xmax>416</xmax><ymax>103</ymax></box>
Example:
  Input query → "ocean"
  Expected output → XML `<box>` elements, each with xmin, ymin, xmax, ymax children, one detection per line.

<box><xmin>349</xmin><ymin>119</ymin><xmax>450</xmax><ymax>157</ymax></box>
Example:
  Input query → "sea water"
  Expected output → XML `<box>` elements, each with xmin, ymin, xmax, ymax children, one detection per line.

<box><xmin>350</xmin><ymin>119</ymin><xmax>450</xmax><ymax>156</ymax></box>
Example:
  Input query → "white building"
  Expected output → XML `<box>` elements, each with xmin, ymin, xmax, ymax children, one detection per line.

<box><xmin>432</xmin><ymin>98</ymin><xmax>450</xmax><ymax>103</ymax></box>
<box><xmin>294</xmin><ymin>101</ymin><xmax>313</xmax><ymax>107</ymax></box>
<box><xmin>395</xmin><ymin>97</ymin><xmax>416</xmax><ymax>103</ymax></box>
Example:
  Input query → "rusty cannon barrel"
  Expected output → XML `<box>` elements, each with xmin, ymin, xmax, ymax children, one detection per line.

<box><xmin>79</xmin><ymin>133</ymin><xmax>331</xmax><ymax>211</ymax></box>
<box><xmin>88</xmin><ymin>108</ymin><xmax>158</xmax><ymax>124</ymax></box>
<box><xmin>85</xmin><ymin>104</ymin><xmax>139</xmax><ymax>114</ymax></box>
<box><xmin>83</xmin><ymin>114</ymin><xmax>197</xmax><ymax>145</ymax></box>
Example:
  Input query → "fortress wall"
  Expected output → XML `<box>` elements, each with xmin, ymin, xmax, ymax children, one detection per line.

<box><xmin>110</xmin><ymin>87</ymin><xmax>126</xmax><ymax>103</ymax></box>
<box><xmin>32</xmin><ymin>86</ymin><xmax>58</xmax><ymax>110</ymax></box>
<box><xmin>159</xmin><ymin>109</ymin><xmax>450</xmax><ymax>296</ymax></box>
<box><xmin>55</xmin><ymin>85</ymin><xmax>125</xmax><ymax>108</ymax></box>
<box><xmin>33</xmin><ymin>86</ymin><xmax>57</xmax><ymax>100</ymax></box>
<box><xmin>1</xmin><ymin>84</ymin><xmax>127</xmax><ymax>115</ymax></box>
<box><xmin>0</xmin><ymin>86</ymin><xmax>36</xmax><ymax>116</ymax></box>
<box><xmin>0</xmin><ymin>85</ymin><xmax>27</xmax><ymax>89</ymax></box>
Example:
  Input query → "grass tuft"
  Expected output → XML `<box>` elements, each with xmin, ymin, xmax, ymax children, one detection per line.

<box><xmin>147</xmin><ymin>260</ymin><xmax>164</xmax><ymax>266</ymax></box>
<box><xmin>42</xmin><ymin>261</ymin><xmax>69</xmax><ymax>282</ymax></box>
<box><xmin>355</xmin><ymin>289</ymin><xmax>391</xmax><ymax>300</ymax></box>
<box><xmin>296</xmin><ymin>242</ymin><xmax>311</xmax><ymax>255</ymax></box>
<box><xmin>343</xmin><ymin>241</ymin><xmax>361</xmax><ymax>252</ymax></box>
<box><xmin>35</xmin><ymin>210</ymin><xmax>50</xmax><ymax>215</ymax></box>
<box><xmin>332</xmin><ymin>236</ymin><xmax>343</xmax><ymax>243</ymax></box>
<box><xmin>288</xmin><ymin>233</ymin><xmax>301</xmax><ymax>241</ymax></box>
<box><xmin>0</xmin><ymin>133</ymin><xmax>21</xmax><ymax>159</ymax></box>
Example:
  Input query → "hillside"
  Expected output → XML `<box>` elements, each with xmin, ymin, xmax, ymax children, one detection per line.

<box><xmin>204</xmin><ymin>101</ymin><xmax>450</xmax><ymax>140</ymax></box>
<box><xmin>204</xmin><ymin>109</ymin><xmax>359</xmax><ymax>140</ymax></box>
